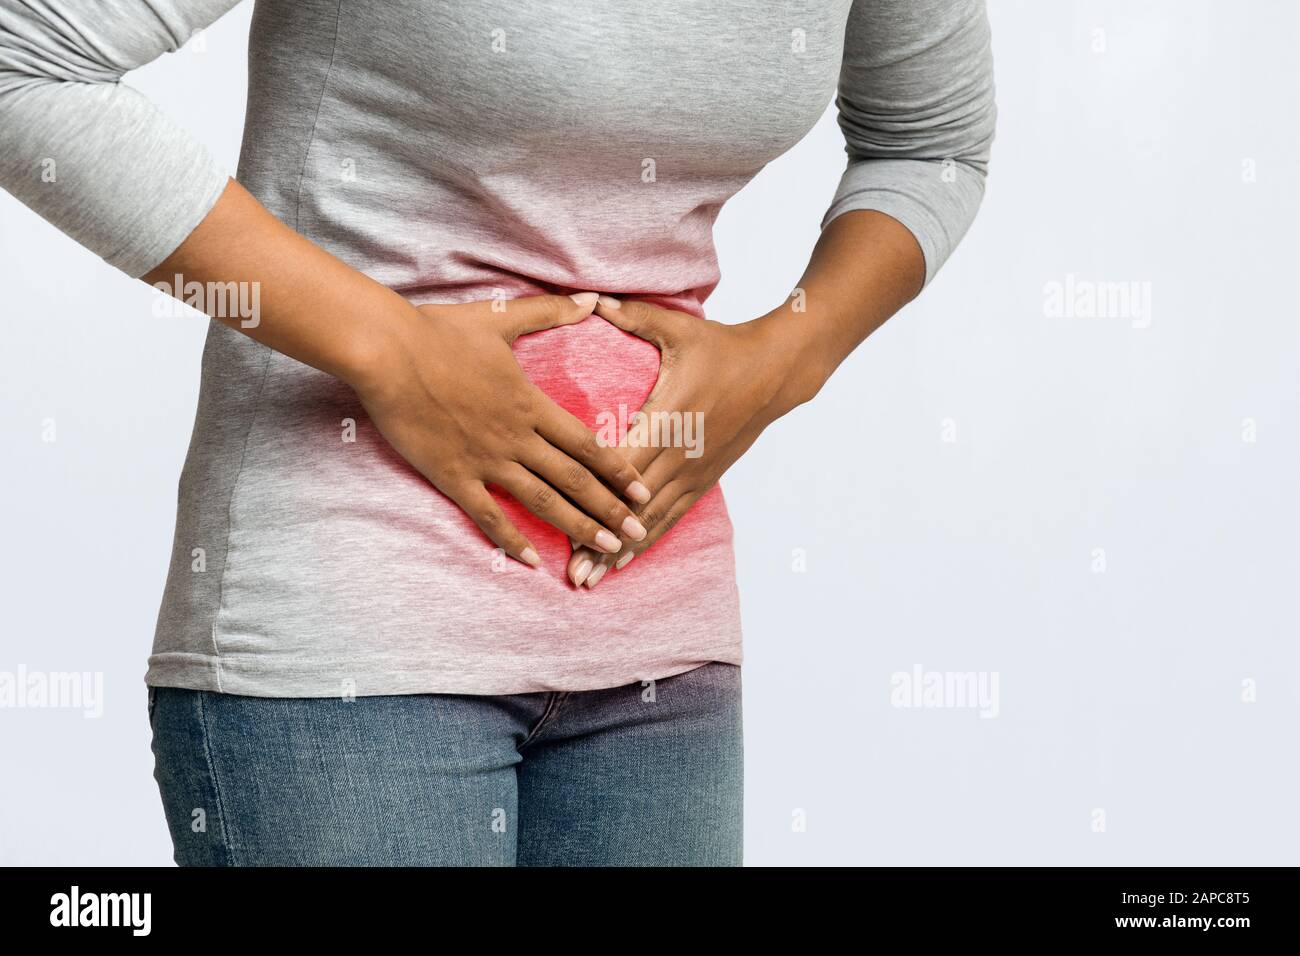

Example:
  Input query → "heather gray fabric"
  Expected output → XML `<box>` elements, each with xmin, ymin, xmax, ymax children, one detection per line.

<box><xmin>0</xmin><ymin>0</ymin><xmax>995</xmax><ymax>697</ymax></box>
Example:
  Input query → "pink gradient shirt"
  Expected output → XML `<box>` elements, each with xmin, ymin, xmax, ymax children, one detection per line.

<box><xmin>0</xmin><ymin>0</ymin><xmax>996</xmax><ymax>695</ymax></box>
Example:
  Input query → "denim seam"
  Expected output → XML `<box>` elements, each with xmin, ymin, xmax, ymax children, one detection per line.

<box><xmin>195</xmin><ymin>691</ymin><xmax>238</xmax><ymax>866</ymax></box>
<box><xmin>519</xmin><ymin>692</ymin><xmax>570</xmax><ymax>749</ymax></box>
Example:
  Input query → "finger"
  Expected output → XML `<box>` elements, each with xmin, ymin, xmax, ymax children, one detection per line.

<box><xmin>592</xmin><ymin>296</ymin><xmax>685</xmax><ymax>348</ymax></box>
<box><xmin>565</xmin><ymin>447</ymin><xmax>682</xmax><ymax>584</ymax></box>
<box><xmin>600</xmin><ymin>407</ymin><xmax>671</xmax><ymax>477</ymax></box>
<box><xmin>565</xmin><ymin>535</ymin><xmax>598</xmax><ymax>587</ymax></box>
<box><xmin>567</xmin><ymin>530</ymin><xmax>605</xmax><ymax>587</ymax></box>
<box><xmin>568</xmin><ymin>531</ymin><xmax>620</xmax><ymax>587</ymax></box>
<box><xmin>446</xmin><ymin>482</ymin><xmax>541</xmax><ymax>569</ymax></box>
<box><xmin>493</xmin><ymin>464</ymin><xmax>626</xmax><ymax>555</ymax></box>
<box><xmin>583</xmin><ymin>485</ymin><xmax>704</xmax><ymax>589</ymax></box>
<box><xmin>519</xmin><ymin>437</ymin><xmax>648</xmax><ymax>542</ymax></box>
<box><xmin>581</xmin><ymin>558</ymin><xmax>610</xmax><ymax>589</ymax></box>
<box><xmin>535</xmin><ymin>405</ymin><xmax>652</xmax><ymax>505</ymax></box>
<box><xmin>497</xmin><ymin>292</ymin><xmax>599</xmax><ymax>342</ymax></box>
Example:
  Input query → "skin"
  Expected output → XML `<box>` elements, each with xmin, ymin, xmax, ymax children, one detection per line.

<box><xmin>143</xmin><ymin>178</ymin><xmax>651</xmax><ymax>569</ymax></box>
<box><xmin>142</xmin><ymin>179</ymin><xmax>924</xmax><ymax>584</ymax></box>
<box><xmin>568</xmin><ymin>207</ymin><xmax>926</xmax><ymax>587</ymax></box>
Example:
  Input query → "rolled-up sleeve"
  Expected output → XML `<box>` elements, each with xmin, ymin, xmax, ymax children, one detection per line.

<box><xmin>0</xmin><ymin>0</ymin><xmax>242</xmax><ymax>277</ymax></box>
<box><xmin>822</xmin><ymin>0</ymin><xmax>997</xmax><ymax>287</ymax></box>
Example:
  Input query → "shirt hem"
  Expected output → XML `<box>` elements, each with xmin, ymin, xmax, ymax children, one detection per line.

<box><xmin>144</xmin><ymin>646</ymin><xmax>743</xmax><ymax>698</ymax></box>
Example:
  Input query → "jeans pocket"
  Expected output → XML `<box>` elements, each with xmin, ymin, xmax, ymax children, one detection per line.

<box><xmin>147</xmin><ymin>686</ymin><xmax>158</xmax><ymax>727</ymax></box>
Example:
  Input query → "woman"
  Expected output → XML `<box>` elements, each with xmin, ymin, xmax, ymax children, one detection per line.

<box><xmin>0</xmin><ymin>0</ymin><xmax>995</xmax><ymax>865</ymax></box>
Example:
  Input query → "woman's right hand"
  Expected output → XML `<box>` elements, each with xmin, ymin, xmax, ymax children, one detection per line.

<box><xmin>349</xmin><ymin>292</ymin><xmax>651</xmax><ymax>568</ymax></box>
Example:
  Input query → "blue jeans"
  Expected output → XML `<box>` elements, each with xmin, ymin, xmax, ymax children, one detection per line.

<box><xmin>149</xmin><ymin>662</ymin><xmax>742</xmax><ymax>866</ymax></box>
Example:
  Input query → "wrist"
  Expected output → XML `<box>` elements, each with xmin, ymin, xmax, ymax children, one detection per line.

<box><xmin>749</xmin><ymin>309</ymin><xmax>837</xmax><ymax>412</ymax></box>
<box><xmin>341</xmin><ymin>293</ymin><xmax>422</xmax><ymax>399</ymax></box>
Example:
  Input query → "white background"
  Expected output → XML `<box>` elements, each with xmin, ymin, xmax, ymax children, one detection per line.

<box><xmin>2</xmin><ymin>0</ymin><xmax>1297</xmax><ymax>865</ymax></box>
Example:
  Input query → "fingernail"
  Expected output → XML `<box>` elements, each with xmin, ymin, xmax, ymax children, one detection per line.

<box><xmin>615</xmin><ymin>551</ymin><xmax>635</xmax><ymax>570</ymax></box>
<box><xmin>569</xmin><ymin>292</ymin><xmax>599</xmax><ymax>308</ymax></box>
<box><xmin>597</xmin><ymin>295</ymin><xmax>621</xmax><ymax>310</ymax></box>
<box><xmin>622</xmin><ymin>515</ymin><xmax>647</xmax><ymax>541</ymax></box>
<box><xmin>585</xmin><ymin>563</ymin><xmax>608</xmax><ymax>588</ymax></box>
<box><xmin>572</xmin><ymin>558</ymin><xmax>594</xmax><ymax>587</ymax></box>
<box><xmin>626</xmin><ymin>481</ymin><xmax>650</xmax><ymax>504</ymax></box>
<box><xmin>594</xmin><ymin>530</ymin><xmax>621</xmax><ymax>553</ymax></box>
<box><xmin>520</xmin><ymin>547</ymin><xmax>541</xmax><ymax>568</ymax></box>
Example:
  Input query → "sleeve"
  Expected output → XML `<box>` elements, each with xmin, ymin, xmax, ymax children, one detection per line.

<box><xmin>822</xmin><ymin>0</ymin><xmax>997</xmax><ymax>287</ymax></box>
<box><xmin>0</xmin><ymin>0</ymin><xmax>244</xmax><ymax>277</ymax></box>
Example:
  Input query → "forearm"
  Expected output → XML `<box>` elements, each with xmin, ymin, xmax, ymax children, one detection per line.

<box><xmin>750</xmin><ymin>0</ymin><xmax>995</xmax><ymax>410</ymax></box>
<box><xmin>756</xmin><ymin>209</ymin><xmax>927</xmax><ymax>408</ymax></box>
<box><xmin>142</xmin><ymin>178</ymin><xmax>408</xmax><ymax>391</ymax></box>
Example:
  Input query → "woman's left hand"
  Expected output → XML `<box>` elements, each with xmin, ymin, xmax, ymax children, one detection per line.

<box><xmin>567</xmin><ymin>295</ymin><xmax>824</xmax><ymax>588</ymax></box>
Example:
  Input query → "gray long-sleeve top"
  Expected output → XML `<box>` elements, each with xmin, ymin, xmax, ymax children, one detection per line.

<box><xmin>0</xmin><ymin>0</ymin><xmax>995</xmax><ymax>696</ymax></box>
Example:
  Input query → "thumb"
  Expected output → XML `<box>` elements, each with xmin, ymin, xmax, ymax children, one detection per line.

<box><xmin>592</xmin><ymin>296</ymin><xmax>680</xmax><ymax>348</ymax></box>
<box><xmin>496</xmin><ymin>292</ymin><xmax>598</xmax><ymax>342</ymax></box>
